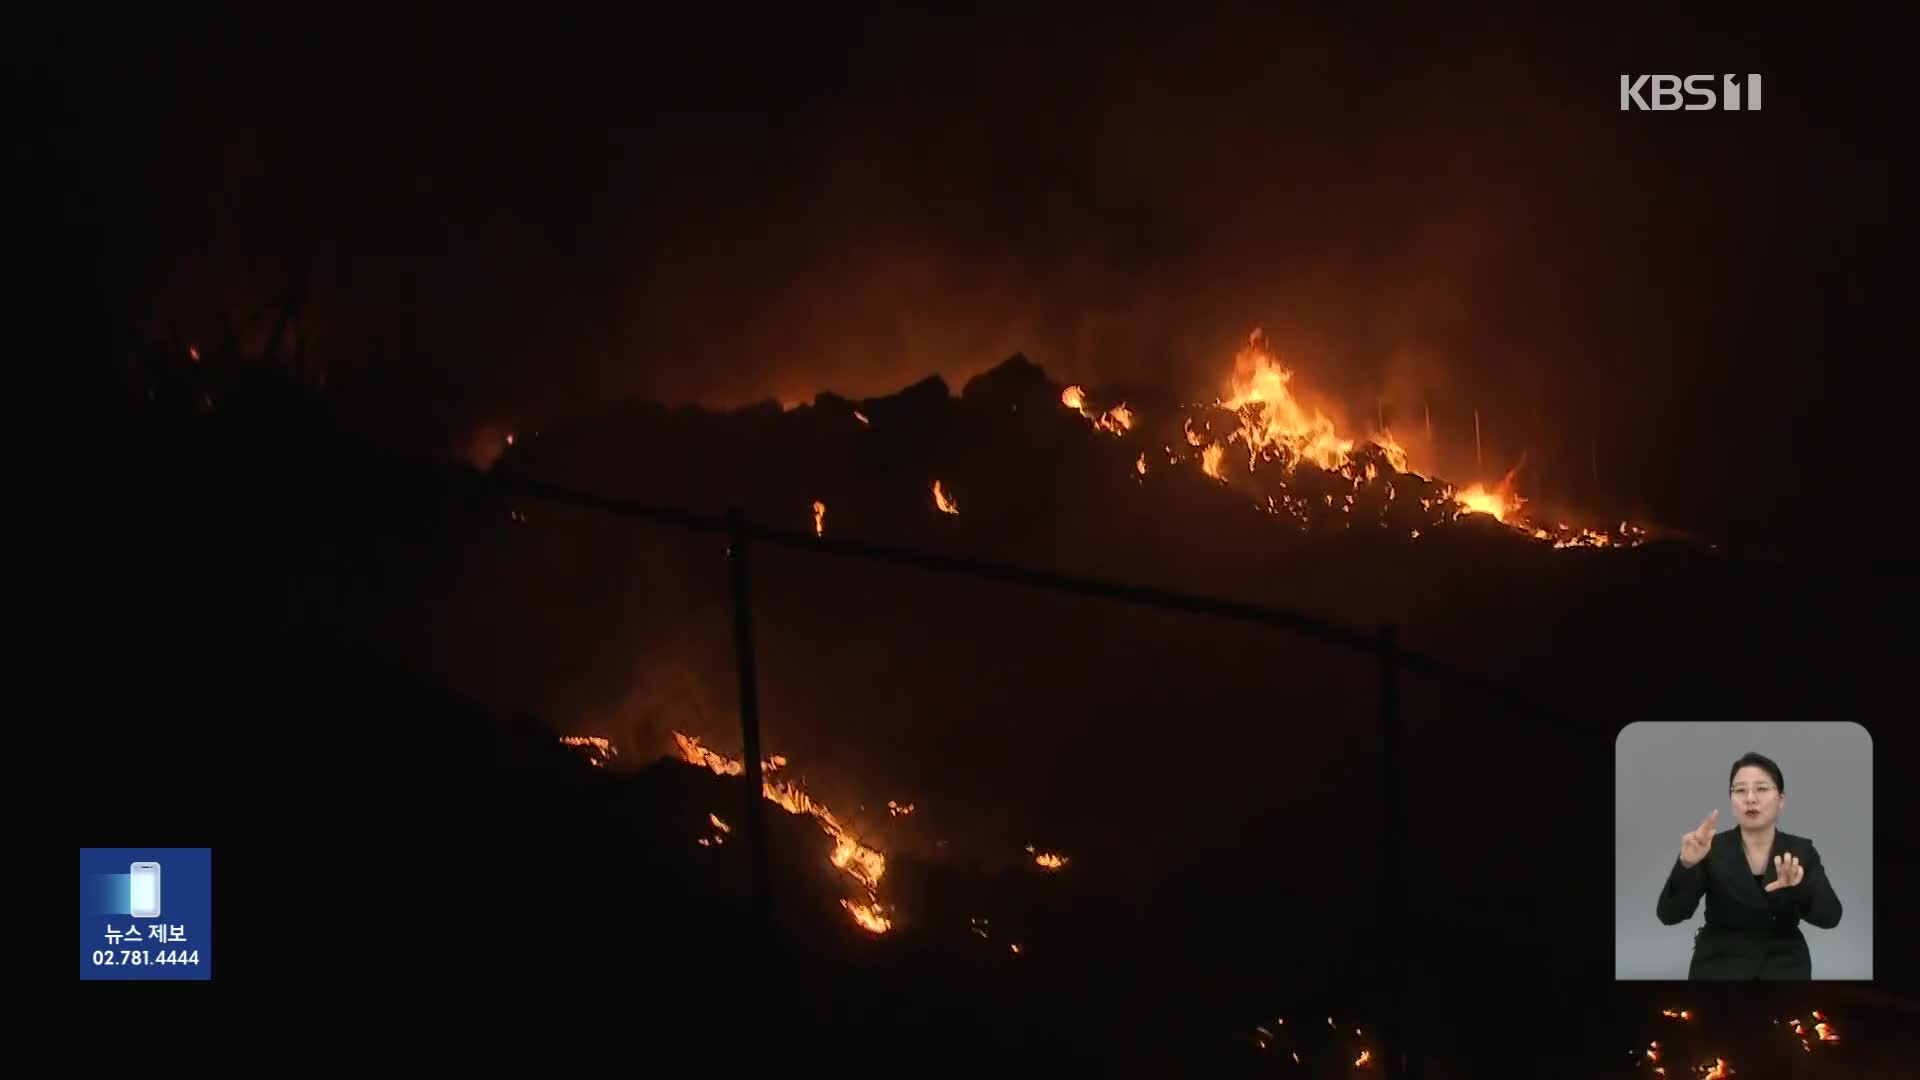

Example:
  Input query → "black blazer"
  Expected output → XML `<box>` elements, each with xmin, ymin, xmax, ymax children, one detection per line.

<box><xmin>1656</xmin><ymin>827</ymin><xmax>1843</xmax><ymax>979</ymax></box>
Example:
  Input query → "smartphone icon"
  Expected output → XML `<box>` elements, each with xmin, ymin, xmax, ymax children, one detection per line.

<box><xmin>130</xmin><ymin>862</ymin><xmax>162</xmax><ymax>918</ymax></box>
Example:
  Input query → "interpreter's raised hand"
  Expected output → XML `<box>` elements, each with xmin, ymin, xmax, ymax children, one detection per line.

<box><xmin>1765</xmin><ymin>853</ymin><xmax>1805</xmax><ymax>892</ymax></box>
<box><xmin>1679</xmin><ymin>810</ymin><xmax>1717</xmax><ymax>869</ymax></box>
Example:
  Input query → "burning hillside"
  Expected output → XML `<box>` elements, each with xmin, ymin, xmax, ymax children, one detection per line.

<box><xmin>671</xmin><ymin>731</ymin><xmax>894</xmax><ymax>934</ymax></box>
<box><xmin>1056</xmin><ymin>329</ymin><xmax>1646</xmax><ymax>549</ymax></box>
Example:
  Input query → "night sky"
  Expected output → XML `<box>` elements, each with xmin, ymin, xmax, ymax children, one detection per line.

<box><xmin>48</xmin><ymin>8</ymin><xmax>1896</xmax><ymax>543</ymax></box>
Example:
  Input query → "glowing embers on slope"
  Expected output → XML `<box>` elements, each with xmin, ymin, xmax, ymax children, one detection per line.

<box><xmin>1061</xmin><ymin>385</ymin><xmax>1135</xmax><ymax>436</ymax></box>
<box><xmin>673</xmin><ymin>732</ymin><xmax>892</xmax><ymax>934</ymax></box>
<box><xmin>1025</xmin><ymin>844</ymin><xmax>1069</xmax><ymax>871</ymax></box>
<box><xmin>1055</xmin><ymin>327</ymin><xmax>1645</xmax><ymax>547</ymax></box>
<box><xmin>1220</xmin><ymin>328</ymin><xmax>1365</xmax><ymax>473</ymax></box>
<box><xmin>558</xmin><ymin>735</ymin><xmax>617</xmax><ymax>767</ymax></box>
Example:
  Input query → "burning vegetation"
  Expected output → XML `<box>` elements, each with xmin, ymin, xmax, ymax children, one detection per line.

<box><xmin>1055</xmin><ymin>329</ymin><xmax>1646</xmax><ymax>548</ymax></box>
<box><xmin>673</xmin><ymin>731</ymin><xmax>893</xmax><ymax>933</ymax></box>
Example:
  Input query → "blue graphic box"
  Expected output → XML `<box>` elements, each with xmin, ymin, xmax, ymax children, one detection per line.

<box><xmin>80</xmin><ymin>848</ymin><xmax>212</xmax><ymax>980</ymax></box>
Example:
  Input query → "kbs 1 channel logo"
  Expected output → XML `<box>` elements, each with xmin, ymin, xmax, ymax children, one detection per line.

<box><xmin>1620</xmin><ymin>74</ymin><xmax>1763</xmax><ymax>111</ymax></box>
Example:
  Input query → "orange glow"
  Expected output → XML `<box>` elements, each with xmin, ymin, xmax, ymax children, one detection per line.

<box><xmin>933</xmin><ymin>480</ymin><xmax>960</xmax><ymax>514</ymax></box>
<box><xmin>1814</xmin><ymin>1021</ymin><xmax>1837</xmax><ymax>1042</ymax></box>
<box><xmin>1025</xmin><ymin>844</ymin><xmax>1068</xmax><ymax>870</ymax></box>
<box><xmin>1010</xmin><ymin>329</ymin><xmax>1642</xmax><ymax>549</ymax></box>
<box><xmin>1354</xmin><ymin>1049</ymin><xmax>1372</xmax><ymax>1067</ymax></box>
<box><xmin>1454</xmin><ymin>481</ymin><xmax>1520</xmax><ymax>522</ymax></box>
<box><xmin>673</xmin><ymin>731</ymin><xmax>890</xmax><ymax>933</ymax></box>
<box><xmin>1201</xmin><ymin>444</ymin><xmax>1227</xmax><ymax>481</ymax></box>
<box><xmin>1061</xmin><ymin>384</ymin><xmax>1133</xmax><ymax>435</ymax></box>
<box><xmin>1219</xmin><ymin>329</ymin><xmax>1354</xmax><ymax>472</ymax></box>
<box><xmin>841</xmin><ymin>900</ymin><xmax>892</xmax><ymax>933</ymax></box>
<box><xmin>558</xmin><ymin>735</ymin><xmax>616</xmax><ymax>766</ymax></box>
<box><xmin>812</xmin><ymin>500</ymin><xmax>826</xmax><ymax>537</ymax></box>
<box><xmin>1702</xmin><ymin>1058</ymin><xmax>1731</xmax><ymax>1079</ymax></box>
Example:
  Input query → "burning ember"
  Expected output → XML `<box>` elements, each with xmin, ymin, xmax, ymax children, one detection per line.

<box><xmin>812</xmin><ymin>499</ymin><xmax>826</xmax><ymax>537</ymax></box>
<box><xmin>1701</xmin><ymin>1058</ymin><xmax>1731</xmax><ymax>1079</ymax></box>
<box><xmin>932</xmin><ymin>479</ymin><xmax>960</xmax><ymax>514</ymax></box>
<box><xmin>1353</xmin><ymin>1048</ymin><xmax>1372</xmax><ymax>1067</ymax></box>
<box><xmin>841</xmin><ymin>900</ymin><xmax>892</xmax><ymax>933</ymax></box>
<box><xmin>558</xmin><ymin>735</ymin><xmax>616</xmax><ymax>767</ymax></box>
<box><xmin>1453</xmin><ymin>482</ymin><xmax>1518</xmax><ymax>522</ymax></box>
<box><xmin>1200</xmin><ymin>443</ymin><xmax>1227</xmax><ymax>481</ymax></box>
<box><xmin>673</xmin><ymin>732</ymin><xmax>892</xmax><ymax>933</ymax></box>
<box><xmin>1056</xmin><ymin>328</ymin><xmax>1646</xmax><ymax>548</ymax></box>
<box><xmin>1062</xmin><ymin>385</ymin><xmax>1135</xmax><ymax>436</ymax></box>
<box><xmin>886</xmin><ymin>800</ymin><xmax>913</xmax><ymax>816</ymax></box>
<box><xmin>853</xmin><ymin>410</ymin><xmax>870</xmax><ymax>425</ymax></box>
<box><xmin>1662</xmin><ymin>1009</ymin><xmax>1692</xmax><ymax>1021</ymax></box>
<box><xmin>1025</xmin><ymin>844</ymin><xmax>1068</xmax><ymax>870</ymax></box>
<box><xmin>1222</xmin><ymin>328</ymin><xmax>1358</xmax><ymax>472</ymax></box>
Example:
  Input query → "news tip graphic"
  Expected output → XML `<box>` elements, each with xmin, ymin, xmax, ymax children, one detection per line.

<box><xmin>80</xmin><ymin>848</ymin><xmax>212</xmax><ymax>980</ymax></box>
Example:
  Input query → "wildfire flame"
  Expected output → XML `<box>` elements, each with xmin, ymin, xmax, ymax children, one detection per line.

<box><xmin>841</xmin><ymin>900</ymin><xmax>892</xmax><ymax>933</ymax></box>
<box><xmin>1026</xmin><ymin>844</ymin><xmax>1068</xmax><ymax>871</ymax></box>
<box><xmin>1221</xmin><ymin>329</ymin><xmax>1355</xmax><ymax>472</ymax></box>
<box><xmin>933</xmin><ymin>480</ymin><xmax>960</xmax><ymax>514</ymax></box>
<box><xmin>1052</xmin><ymin>326</ymin><xmax>1642</xmax><ymax>548</ymax></box>
<box><xmin>812</xmin><ymin>500</ymin><xmax>826</xmax><ymax>537</ymax></box>
<box><xmin>558</xmin><ymin>735</ymin><xmax>616</xmax><ymax>766</ymax></box>
<box><xmin>1201</xmin><ymin>444</ymin><xmax>1227</xmax><ymax>481</ymax></box>
<box><xmin>673</xmin><ymin>731</ymin><xmax>891</xmax><ymax>933</ymax></box>
<box><xmin>1062</xmin><ymin>385</ymin><xmax>1135</xmax><ymax>436</ymax></box>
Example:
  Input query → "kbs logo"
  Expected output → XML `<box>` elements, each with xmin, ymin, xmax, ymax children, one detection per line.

<box><xmin>1620</xmin><ymin>74</ymin><xmax>1762</xmax><ymax>111</ymax></box>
